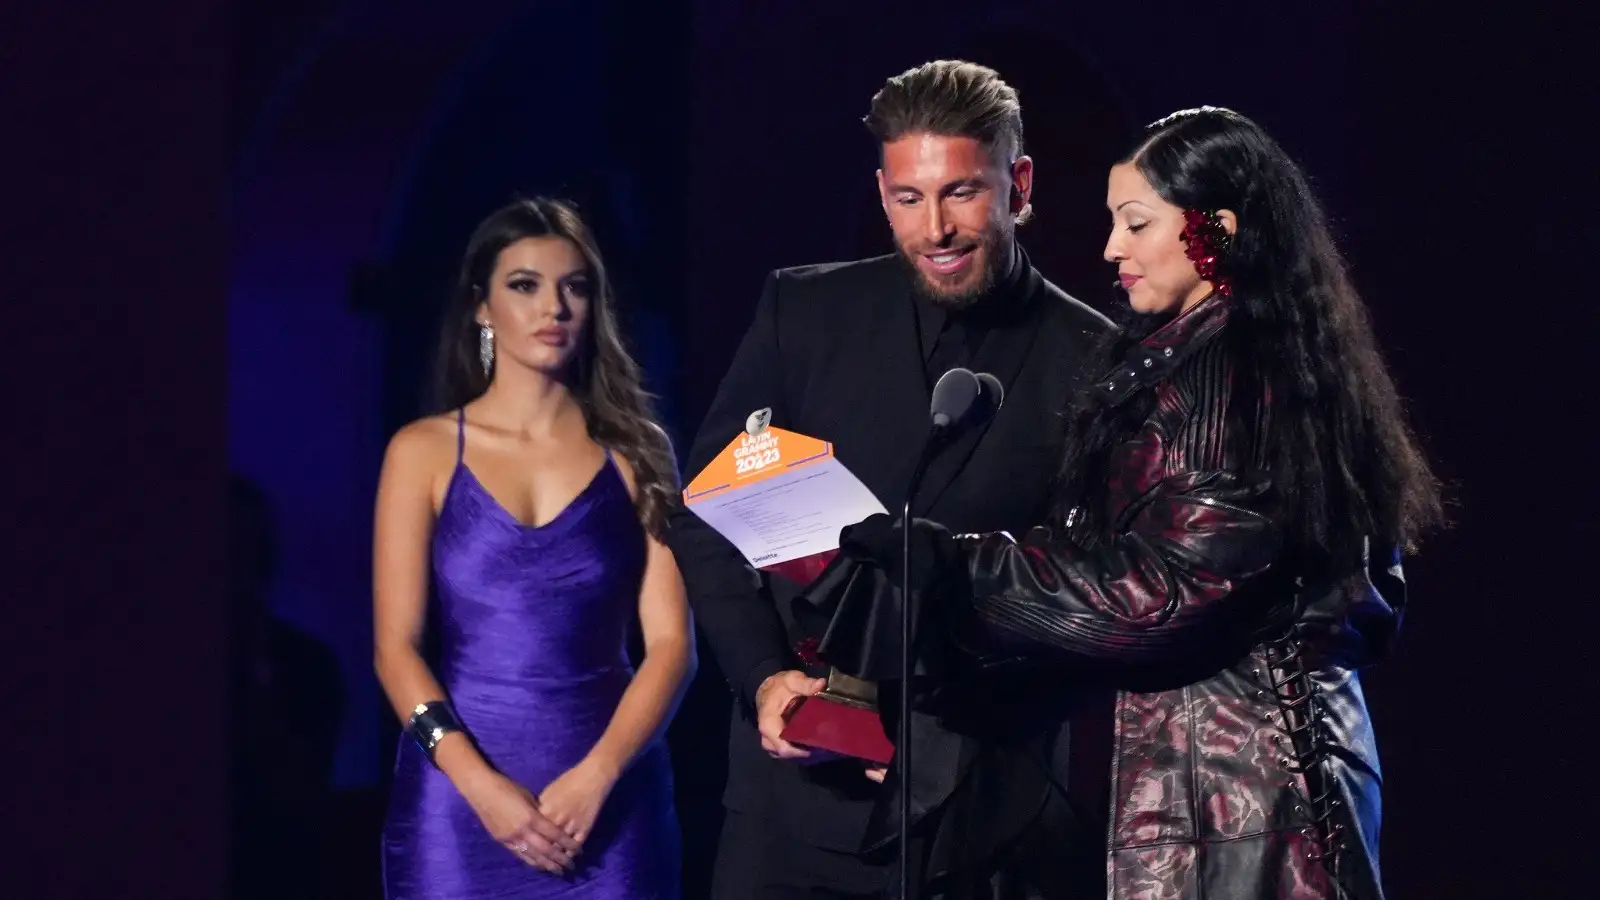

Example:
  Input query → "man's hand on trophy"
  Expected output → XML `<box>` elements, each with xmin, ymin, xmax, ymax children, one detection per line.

<box><xmin>755</xmin><ymin>670</ymin><xmax>834</xmax><ymax>762</ymax></box>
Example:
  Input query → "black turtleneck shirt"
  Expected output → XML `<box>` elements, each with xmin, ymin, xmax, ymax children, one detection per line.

<box><xmin>911</xmin><ymin>245</ymin><xmax>1028</xmax><ymax>388</ymax></box>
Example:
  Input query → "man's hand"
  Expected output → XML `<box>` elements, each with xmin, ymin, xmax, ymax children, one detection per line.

<box><xmin>864</xmin><ymin>765</ymin><xmax>888</xmax><ymax>783</ymax></box>
<box><xmin>754</xmin><ymin>669</ymin><xmax>827</xmax><ymax>761</ymax></box>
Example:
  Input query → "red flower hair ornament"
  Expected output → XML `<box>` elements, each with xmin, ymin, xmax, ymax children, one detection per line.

<box><xmin>1179</xmin><ymin>208</ymin><xmax>1233</xmax><ymax>297</ymax></box>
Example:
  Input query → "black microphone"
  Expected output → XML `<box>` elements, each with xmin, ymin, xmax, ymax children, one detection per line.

<box><xmin>894</xmin><ymin>366</ymin><xmax>991</xmax><ymax>899</ymax></box>
<box><xmin>974</xmin><ymin>371</ymin><xmax>1004</xmax><ymax>421</ymax></box>
<box><xmin>928</xmin><ymin>367</ymin><xmax>981</xmax><ymax>431</ymax></box>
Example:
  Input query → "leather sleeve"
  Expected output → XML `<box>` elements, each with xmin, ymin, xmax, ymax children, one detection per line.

<box><xmin>960</xmin><ymin>468</ymin><xmax>1283</xmax><ymax>664</ymax></box>
<box><xmin>663</xmin><ymin>270</ymin><xmax>795</xmax><ymax>708</ymax></box>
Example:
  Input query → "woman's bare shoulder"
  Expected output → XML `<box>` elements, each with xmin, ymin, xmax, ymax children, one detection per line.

<box><xmin>384</xmin><ymin>413</ymin><xmax>460</xmax><ymax>476</ymax></box>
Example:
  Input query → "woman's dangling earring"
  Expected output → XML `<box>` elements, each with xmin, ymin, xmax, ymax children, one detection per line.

<box><xmin>479</xmin><ymin>324</ymin><xmax>494</xmax><ymax>376</ymax></box>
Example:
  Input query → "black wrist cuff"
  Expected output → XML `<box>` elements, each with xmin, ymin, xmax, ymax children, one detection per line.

<box><xmin>407</xmin><ymin>700</ymin><xmax>464</xmax><ymax>765</ymax></box>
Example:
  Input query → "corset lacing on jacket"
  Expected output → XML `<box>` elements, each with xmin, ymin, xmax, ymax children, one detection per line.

<box><xmin>1257</xmin><ymin>591</ymin><xmax>1347</xmax><ymax>889</ymax></box>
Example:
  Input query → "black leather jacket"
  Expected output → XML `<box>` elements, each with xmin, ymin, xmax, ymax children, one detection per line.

<box><xmin>818</xmin><ymin>294</ymin><xmax>1401</xmax><ymax>899</ymax></box>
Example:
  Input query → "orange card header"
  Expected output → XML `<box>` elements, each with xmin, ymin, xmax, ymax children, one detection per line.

<box><xmin>683</xmin><ymin>426</ymin><xmax>834</xmax><ymax>504</ymax></box>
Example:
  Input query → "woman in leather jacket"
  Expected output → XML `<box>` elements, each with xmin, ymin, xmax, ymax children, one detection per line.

<box><xmin>820</xmin><ymin>107</ymin><xmax>1445</xmax><ymax>899</ymax></box>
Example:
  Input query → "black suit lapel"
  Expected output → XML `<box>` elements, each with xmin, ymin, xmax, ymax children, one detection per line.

<box><xmin>912</xmin><ymin>266</ymin><xmax>1050</xmax><ymax>515</ymax></box>
<box><xmin>855</xmin><ymin>266</ymin><xmax>939</xmax><ymax>509</ymax></box>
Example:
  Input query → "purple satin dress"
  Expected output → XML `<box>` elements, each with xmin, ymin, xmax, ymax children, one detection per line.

<box><xmin>382</xmin><ymin>413</ymin><xmax>679</xmax><ymax>899</ymax></box>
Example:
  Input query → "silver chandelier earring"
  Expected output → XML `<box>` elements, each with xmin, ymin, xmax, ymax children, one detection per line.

<box><xmin>478</xmin><ymin>324</ymin><xmax>495</xmax><ymax>376</ymax></box>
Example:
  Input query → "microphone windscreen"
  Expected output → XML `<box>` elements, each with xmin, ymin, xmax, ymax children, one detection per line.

<box><xmin>929</xmin><ymin>368</ymin><xmax>980</xmax><ymax>427</ymax></box>
<box><xmin>975</xmin><ymin>372</ymin><xmax>1004</xmax><ymax>411</ymax></box>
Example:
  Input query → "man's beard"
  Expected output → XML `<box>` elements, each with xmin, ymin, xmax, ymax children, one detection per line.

<box><xmin>896</xmin><ymin>229</ymin><xmax>1009</xmax><ymax>311</ymax></box>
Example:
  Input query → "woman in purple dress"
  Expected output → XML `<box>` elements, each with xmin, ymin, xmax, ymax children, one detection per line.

<box><xmin>373</xmin><ymin>197</ymin><xmax>693</xmax><ymax>899</ymax></box>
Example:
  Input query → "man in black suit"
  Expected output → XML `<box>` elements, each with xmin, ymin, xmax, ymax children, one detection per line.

<box><xmin>666</xmin><ymin>60</ymin><xmax>1115</xmax><ymax>898</ymax></box>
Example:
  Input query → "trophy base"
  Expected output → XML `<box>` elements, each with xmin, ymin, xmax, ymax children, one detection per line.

<box><xmin>780</xmin><ymin>692</ymin><xmax>895</xmax><ymax>765</ymax></box>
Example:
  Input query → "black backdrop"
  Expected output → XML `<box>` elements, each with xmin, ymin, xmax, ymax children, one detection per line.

<box><xmin>4</xmin><ymin>1</ymin><xmax>1588</xmax><ymax>897</ymax></box>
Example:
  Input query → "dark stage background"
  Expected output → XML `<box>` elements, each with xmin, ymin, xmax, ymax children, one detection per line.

<box><xmin>5</xmin><ymin>1</ymin><xmax>1588</xmax><ymax>897</ymax></box>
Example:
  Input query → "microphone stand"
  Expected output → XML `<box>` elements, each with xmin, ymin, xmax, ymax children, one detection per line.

<box><xmin>891</xmin><ymin>365</ymin><xmax>991</xmax><ymax>900</ymax></box>
<box><xmin>896</xmin><ymin>428</ymin><xmax>946</xmax><ymax>900</ymax></box>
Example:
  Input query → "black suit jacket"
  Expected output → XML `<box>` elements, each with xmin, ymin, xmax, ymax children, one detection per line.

<box><xmin>666</xmin><ymin>253</ymin><xmax>1113</xmax><ymax>857</ymax></box>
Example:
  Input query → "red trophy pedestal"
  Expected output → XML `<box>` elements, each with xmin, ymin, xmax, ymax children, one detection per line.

<box><xmin>780</xmin><ymin>670</ymin><xmax>895</xmax><ymax>765</ymax></box>
<box><xmin>761</xmin><ymin>550</ymin><xmax>895</xmax><ymax>766</ymax></box>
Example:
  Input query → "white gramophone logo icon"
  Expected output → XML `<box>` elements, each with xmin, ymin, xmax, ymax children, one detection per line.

<box><xmin>744</xmin><ymin>407</ymin><xmax>772</xmax><ymax>436</ymax></box>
